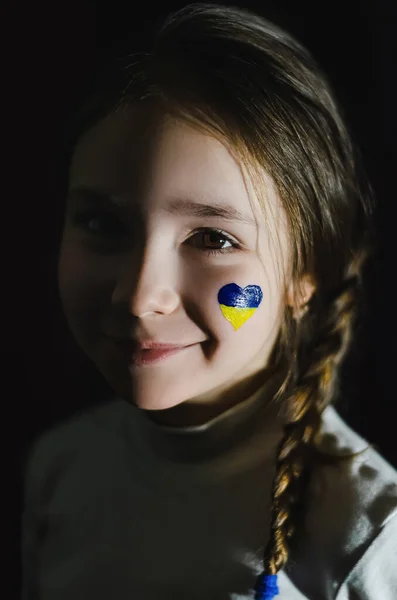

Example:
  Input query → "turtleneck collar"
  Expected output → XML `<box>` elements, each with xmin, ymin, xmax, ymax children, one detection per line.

<box><xmin>122</xmin><ymin>367</ymin><xmax>288</xmax><ymax>473</ymax></box>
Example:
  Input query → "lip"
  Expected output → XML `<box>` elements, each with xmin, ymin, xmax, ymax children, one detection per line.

<box><xmin>130</xmin><ymin>345</ymin><xmax>192</xmax><ymax>366</ymax></box>
<box><xmin>111</xmin><ymin>339</ymin><xmax>197</xmax><ymax>366</ymax></box>
<box><xmin>138</xmin><ymin>341</ymin><xmax>188</xmax><ymax>350</ymax></box>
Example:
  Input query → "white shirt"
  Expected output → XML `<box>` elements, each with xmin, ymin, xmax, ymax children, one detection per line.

<box><xmin>22</xmin><ymin>378</ymin><xmax>397</xmax><ymax>599</ymax></box>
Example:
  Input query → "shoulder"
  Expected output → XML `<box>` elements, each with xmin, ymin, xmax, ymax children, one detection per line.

<box><xmin>287</xmin><ymin>405</ymin><xmax>397</xmax><ymax>597</ymax></box>
<box><xmin>22</xmin><ymin>398</ymin><xmax>132</xmax><ymax>499</ymax></box>
<box><xmin>335</xmin><ymin>509</ymin><xmax>397</xmax><ymax>599</ymax></box>
<box><xmin>317</xmin><ymin>406</ymin><xmax>397</xmax><ymax>599</ymax></box>
<box><xmin>313</xmin><ymin>406</ymin><xmax>397</xmax><ymax>541</ymax></box>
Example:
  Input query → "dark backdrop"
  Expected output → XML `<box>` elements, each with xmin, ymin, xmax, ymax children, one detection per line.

<box><xmin>6</xmin><ymin>0</ymin><xmax>396</xmax><ymax>594</ymax></box>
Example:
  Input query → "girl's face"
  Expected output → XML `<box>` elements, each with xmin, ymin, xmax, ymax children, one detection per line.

<box><xmin>59</xmin><ymin>108</ymin><xmax>294</xmax><ymax>416</ymax></box>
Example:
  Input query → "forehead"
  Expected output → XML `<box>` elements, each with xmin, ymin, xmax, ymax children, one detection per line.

<box><xmin>68</xmin><ymin>107</ymin><xmax>282</xmax><ymax>229</ymax></box>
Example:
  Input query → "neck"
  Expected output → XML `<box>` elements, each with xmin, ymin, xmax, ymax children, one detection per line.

<box><xmin>145</xmin><ymin>366</ymin><xmax>280</xmax><ymax>428</ymax></box>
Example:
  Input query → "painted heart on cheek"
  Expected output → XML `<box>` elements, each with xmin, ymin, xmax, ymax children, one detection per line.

<box><xmin>218</xmin><ymin>283</ymin><xmax>263</xmax><ymax>330</ymax></box>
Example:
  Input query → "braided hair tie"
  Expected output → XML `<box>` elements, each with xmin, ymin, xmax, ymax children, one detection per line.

<box><xmin>255</xmin><ymin>573</ymin><xmax>279</xmax><ymax>599</ymax></box>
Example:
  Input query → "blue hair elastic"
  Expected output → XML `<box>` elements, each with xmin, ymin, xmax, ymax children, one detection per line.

<box><xmin>255</xmin><ymin>573</ymin><xmax>279</xmax><ymax>599</ymax></box>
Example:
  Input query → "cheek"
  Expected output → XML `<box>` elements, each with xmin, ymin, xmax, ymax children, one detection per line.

<box><xmin>187</xmin><ymin>269</ymin><xmax>276</xmax><ymax>343</ymax></box>
<box><xmin>58</xmin><ymin>243</ymin><xmax>116</xmax><ymax>317</ymax></box>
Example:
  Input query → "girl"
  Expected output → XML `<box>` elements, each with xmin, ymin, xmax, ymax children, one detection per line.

<box><xmin>22</xmin><ymin>3</ymin><xmax>397</xmax><ymax>599</ymax></box>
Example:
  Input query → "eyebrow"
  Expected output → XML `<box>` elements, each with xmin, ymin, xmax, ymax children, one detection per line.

<box><xmin>67</xmin><ymin>187</ymin><xmax>128</xmax><ymax>207</ymax></box>
<box><xmin>67</xmin><ymin>187</ymin><xmax>256</xmax><ymax>226</ymax></box>
<box><xmin>162</xmin><ymin>197</ymin><xmax>256</xmax><ymax>226</ymax></box>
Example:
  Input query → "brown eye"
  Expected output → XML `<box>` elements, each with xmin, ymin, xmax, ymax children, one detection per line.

<box><xmin>202</xmin><ymin>230</ymin><xmax>231</xmax><ymax>249</ymax></box>
<box><xmin>186</xmin><ymin>228</ymin><xmax>238</xmax><ymax>256</ymax></box>
<box><xmin>71</xmin><ymin>209</ymin><xmax>127</xmax><ymax>237</ymax></box>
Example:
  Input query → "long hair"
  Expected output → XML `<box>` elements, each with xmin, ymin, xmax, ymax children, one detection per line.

<box><xmin>62</xmin><ymin>1</ymin><xmax>378</xmax><ymax>583</ymax></box>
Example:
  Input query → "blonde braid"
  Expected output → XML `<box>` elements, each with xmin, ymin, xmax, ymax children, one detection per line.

<box><xmin>262</xmin><ymin>253</ymin><xmax>373</xmax><ymax>580</ymax></box>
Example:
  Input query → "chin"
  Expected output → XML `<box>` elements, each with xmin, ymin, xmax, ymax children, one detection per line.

<box><xmin>126</xmin><ymin>371</ymin><xmax>200</xmax><ymax>410</ymax></box>
<box><xmin>106</xmin><ymin>376</ymin><xmax>182</xmax><ymax>411</ymax></box>
<box><xmin>131</xmin><ymin>391</ymin><xmax>187</xmax><ymax>412</ymax></box>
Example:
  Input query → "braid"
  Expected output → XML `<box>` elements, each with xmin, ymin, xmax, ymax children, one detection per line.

<box><xmin>256</xmin><ymin>251</ymin><xmax>374</xmax><ymax>596</ymax></box>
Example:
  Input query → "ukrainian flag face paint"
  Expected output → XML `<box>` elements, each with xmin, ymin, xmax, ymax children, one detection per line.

<box><xmin>218</xmin><ymin>283</ymin><xmax>263</xmax><ymax>330</ymax></box>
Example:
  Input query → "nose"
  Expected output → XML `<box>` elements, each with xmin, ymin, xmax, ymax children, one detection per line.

<box><xmin>111</xmin><ymin>246</ymin><xmax>180</xmax><ymax>319</ymax></box>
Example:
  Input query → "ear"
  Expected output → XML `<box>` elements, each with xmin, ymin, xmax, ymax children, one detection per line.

<box><xmin>285</xmin><ymin>273</ymin><xmax>316</xmax><ymax>318</ymax></box>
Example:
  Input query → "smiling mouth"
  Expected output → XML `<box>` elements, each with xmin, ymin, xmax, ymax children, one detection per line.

<box><xmin>130</xmin><ymin>344</ymin><xmax>195</xmax><ymax>366</ymax></box>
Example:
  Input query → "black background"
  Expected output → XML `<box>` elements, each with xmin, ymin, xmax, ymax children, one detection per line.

<box><xmin>6</xmin><ymin>0</ymin><xmax>396</xmax><ymax>593</ymax></box>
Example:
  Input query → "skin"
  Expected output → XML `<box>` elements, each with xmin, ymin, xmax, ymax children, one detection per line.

<box><xmin>58</xmin><ymin>107</ymin><xmax>314</xmax><ymax>426</ymax></box>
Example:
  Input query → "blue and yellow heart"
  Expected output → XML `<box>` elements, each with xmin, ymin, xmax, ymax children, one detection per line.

<box><xmin>218</xmin><ymin>283</ymin><xmax>263</xmax><ymax>330</ymax></box>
